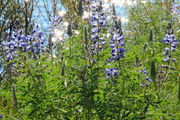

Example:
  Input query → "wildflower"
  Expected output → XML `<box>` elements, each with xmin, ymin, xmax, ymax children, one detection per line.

<box><xmin>2</xmin><ymin>26</ymin><xmax>45</xmax><ymax>62</ymax></box>
<box><xmin>89</xmin><ymin>0</ymin><xmax>107</xmax><ymax>54</ymax></box>
<box><xmin>162</xmin><ymin>57</ymin><xmax>170</xmax><ymax>62</ymax></box>
<box><xmin>162</xmin><ymin>30</ymin><xmax>178</xmax><ymax>50</ymax></box>
<box><xmin>139</xmin><ymin>69</ymin><xmax>148</xmax><ymax>74</ymax></box>
<box><xmin>104</xmin><ymin>67</ymin><xmax>118</xmax><ymax>79</ymax></box>
<box><xmin>51</xmin><ymin>16</ymin><xmax>61</xmax><ymax>26</ymax></box>
<box><xmin>164</xmin><ymin>47</ymin><xmax>169</xmax><ymax>56</ymax></box>
<box><xmin>108</xmin><ymin>29</ymin><xmax>125</xmax><ymax>61</ymax></box>
<box><xmin>139</xmin><ymin>68</ymin><xmax>152</xmax><ymax>87</ymax></box>
<box><xmin>146</xmin><ymin>77</ymin><xmax>152</xmax><ymax>82</ymax></box>
<box><xmin>171</xmin><ymin>4</ymin><xmax>179</xmax><ymax>15</ymax></box>
<box><xmin>162</xmin><ymin>28</ymin><xmax>178</xmax><ymax>62</ymax></box>
<box><xmin>140</xmin><ymin>83</ymin><xmax>149</xmax><ymax>88</ymax></box>
<box><xmin>172</xmin><ymin>58</ymin><xmax>176</xmax><ymax>62</ymax></box>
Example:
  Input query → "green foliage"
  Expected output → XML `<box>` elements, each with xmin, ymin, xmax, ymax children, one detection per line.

<box><xmin>0</xmin><ymin>0</ymin><xmax>179</xmax><ymax>120</ymax></box>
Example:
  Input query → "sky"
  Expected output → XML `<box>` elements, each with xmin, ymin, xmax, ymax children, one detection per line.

<box><xmin>33</xmin><ymin>0</ymin><xmax>133</xmax><ymax>33</ymax></box>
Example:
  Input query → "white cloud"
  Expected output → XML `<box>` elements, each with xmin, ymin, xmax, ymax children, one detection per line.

<box><xmin>52</xmin><ymin>29</ymin><xmax>65</xmax><ymax>42</ymax></box>
<box><xmin>74</xmin><ymin>30</ymin><xmax>80</xmax><ymax>35</ymax></box>
<box><xmin>141</xmin><ymin>1</ymin><xmax>147</xmax><ymax>4</ymax></box>
<box><xmin>63</xmin><ymin>21</ymin><xmax>69</xmax><ymax>27</ymax></box>
<box><xmin>121</xmin><ymin>17</ymin><xmax>129</xmax><ymax>23</ymax></box>
<box><xmin>57</xmin><ymin>10</ymin><xmax>66</xmax><ymax>17</ymax></box>
<box><xmin>82</xmin><ymin>11</ymin><xmax>91</xmax><ymax>19</ymax></box>
<box><xmin>24</xmin><ymin>0</ymin><xmax>31</xmax><ymax>2</ymax></box>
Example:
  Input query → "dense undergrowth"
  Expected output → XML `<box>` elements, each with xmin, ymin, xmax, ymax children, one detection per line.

<box><xmin>0</xmin><ymin>0</ymin><xmax>179</xmax><ymax>119</ymax></box>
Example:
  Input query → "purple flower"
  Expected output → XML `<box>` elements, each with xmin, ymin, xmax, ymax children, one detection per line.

<box><xmin>162</xmin><ymin>30</ymin><xmax>178</xmax><ymax>62</ymax></box>
<box><xmin>140</xmin><ymin>83</ymin><xmax>149</xmax><ymax>87</ymax></box>
<box><xmin>20</xmin><ymin>42</ymin><xmax>28</xmax><ymax>47</ymax></box>
<box><xmin>139</xmin><ymin>68</ymin><xmax>152</xmax><ymax>87</ymax></box>
<box><xmin>108</xmin><ymin>29</ymin><xmax>125</xmax><ymax>61</ymax></box>
<box><xmin>162</xmin><ymin>58</ymin><xmax>170</xmax><ymax>62</ymax></box>
<box><xmin>171</xmin><ymin>58</ymin><xmax>176</xmax><ymax>62</ymax></box>
<box><xmin>6</xmin><ymin>53</ymin><xmax>13</xmax><ymax>61</ymax></box>
<box><xmin>2</xmin><ymin>25</ymin><xmax>45</xmax><ymax>62</ymax></box>
<box><xmin>83</xmin><ymin>0</ymin><xmax>107</xmax><ymax>54</ymax></box>
<box><xmin>146</xmin><ymin>77</ymin><xmax>152</xmax><ymax>82</ymax></box>
<box><xmin>38</xmin><ymin>32</ymin><xmax>43</xmax><ymax>38</ymax></box>
<box><xmin>140</xmin><ymin>84</ymin><xmax>145</xmax><ymax>87</ymax></box>
<box><xmin>105</xmin><ymin>67</ymin><xmax>118</xmax><ymax>79</ymax></box>
<box><xmin>2</xmin><ymin>41</ymin><xmax>7</xmax><ymax>46</ymax></box>
<box><xmin>26</xmin><ymin>45</ymin><xmax>32</xmax><ymax>51</ymax></box>
<box><xmin>33</xmin><ymin>42</ymin><xmax>40</xmax><ymax>47</ymax></box>
<box><xmin>51</xmin><ymin>16</ymin><xmax>61</xmax><ymax>27</ymax></box>
<box><xmin>31</xmin><ymin>29</ymin><xmax>36</xmax><ymax>34</ymax></box>
<box><xmin>35</xmin><ymin>49</ymin><xmax>40</xmax><ymax>55</ymax></box>
<box><xmin>139</xmin><ymin>69</ymin><xmax>148</xmax><ymax>74</ymax></box>
<box><xmin>162</xmin><ymin>32</ymin><xmax>178</xmax><ymax>50</ymax></box>
<box><xmin>164</xmin><ymin>48</ymin><xmax>169</xmax><ymax>56</ymax></box>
